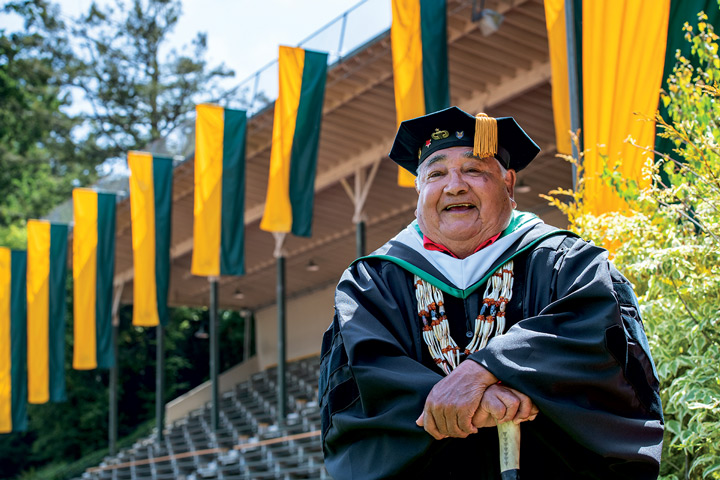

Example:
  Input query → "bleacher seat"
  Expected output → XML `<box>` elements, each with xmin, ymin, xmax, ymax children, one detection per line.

<box><xmin>84</xmin><ymin>356</ymin><xmax>328</xmax><ymax>480</ymax></box>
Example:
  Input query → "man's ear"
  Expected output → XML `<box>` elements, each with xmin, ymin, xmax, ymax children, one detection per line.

<box><xmin>505</xmin><ymin>169</ymin><xmax>517</xmax><ymax>200</ymax></box>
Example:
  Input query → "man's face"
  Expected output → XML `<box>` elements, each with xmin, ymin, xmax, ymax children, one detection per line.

<box><xmin>415</xmin><ymin>146</ymin><xmax>516</xmax><ymax>253</ymax></box>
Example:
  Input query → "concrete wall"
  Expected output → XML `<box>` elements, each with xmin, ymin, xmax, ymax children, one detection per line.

<box><xmin>165</xmin><ymin>355</ymin><xmax>260</xmax><ymax>425</ymax></box>
<box><xmin>163</xmin><ymin>284</ymin><xmax>335</xmax><ymax>426</ymax></box>
<box><xmin>255</xmin><ymin>284</ymin><xmax>335</xmax><ymax>370</ymax></box>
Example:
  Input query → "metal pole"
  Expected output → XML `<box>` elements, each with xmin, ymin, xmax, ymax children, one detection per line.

<box><xmin>338</xmin><ymin>12</ymin><xmax>348</xmax><ymax>60</ymax></box>
<box><xmin>244</xmin><ymin>311</ymin><xmax>251</xmax><ymax>362</ymax></box>
<box><xmin>564</xmin><ymin>0</ymin><xmax>581</xmax><ymax>190</ymax></box>
<box><xmin>155</xmin><ymin>326</ymin><xmax>165</xmax><ymax>444</ymax></box>
<box><xmin>109</xmin><ymin>284</ymin><xmax>123</xmax><ymax>456</ymax></box>
<box><xmin>276</xmin><ymin>255</ymin><xmax>287</xmax><ymax>424</ymax></box>
<box><xmin>109</xmin><ymin>322</ymin><xmax>118</xmax><ymax>456</ymax></box>
<box><xmin>209</xmin><ymin>277</ymin><xmax>220</xmax><ymax>432</ymax></box>
<box><xmin>356</xmin><ymin>220</ymin><xmax>366</xmax><ymax>259</ymax></box>
<box><xmin>251</xmin><ymin>72</ymin><xmax>261</xmax><ymax>113</ymax></box>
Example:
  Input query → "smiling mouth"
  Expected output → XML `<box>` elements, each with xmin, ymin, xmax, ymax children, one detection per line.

<box><xmin>443</xmin><ymin>203</ymin><xmax>475</xmax><ymax>211</ymax></box>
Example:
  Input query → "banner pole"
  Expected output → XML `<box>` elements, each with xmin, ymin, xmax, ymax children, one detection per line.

<box><xmin>352</xmin><ymin>162</ymin><xmax>378</xmax><ymax>259</ymax></box>
<box><xmin>564</xmin><ymin>0</ymin><xmax>581</xmax><ymax>189</ymax></box>
<box><xmin>209</xmin><ymin>276</ymin><xmax>220</xmax><ymax>432</ymax></box>
<box><xmin>156</xmin><ymin>325</ymin><xmax>165</xmax><ymax>444</ymax></box>
<box><xmin>109</xmin><ymin>283</ymin><xmax>124</xmax><ymax>456</ymax></box>
<box><xmin>273</xmin><ymin>233</ymin><xmax>287</xmax><ymax>424</ymax></box>
<box><xmin>356</xmin><ymin>220</ymin><xmax>366</xmax><ymax>259</ymax></box>
<box><xmin>109</xmin><ymin>323</ymin><xmax>118</xmax><ymax>456</ymax></box>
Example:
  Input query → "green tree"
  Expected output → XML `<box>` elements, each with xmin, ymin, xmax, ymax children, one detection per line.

<box><xmin>544</xmin><ymin>8</ymin><xmax>720</xmax><ymax>479</ymax></box>
<box><xmin>69</xmin><ymin>0</ymin><xmax>233</xmax><ymax>159</ymax></box>
<box><xmin>0</xmin><ymin>1</ymin><xmax>240</xmax><ymax>476</ymax></box>
<box><xmin>3</xmin><ymin>299</ymin><xmax>255</xmax><ymax>477</ymax></box>
<box><xmin>0</xmin><ymin>1</ymin><xmax>98</xmax><ymax>231</ymax></box>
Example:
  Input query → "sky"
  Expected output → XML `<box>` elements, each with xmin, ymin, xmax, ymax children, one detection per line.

<box><xmin>1</xmin><ymin>0</ymin><xmax>392</xmax><ymax>107</ymax></box>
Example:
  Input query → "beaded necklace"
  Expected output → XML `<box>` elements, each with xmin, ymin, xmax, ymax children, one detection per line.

<box><xmin>414</xmin><ymin>261</ymin><xmax>514</xmax><ymax>374</ymax></box>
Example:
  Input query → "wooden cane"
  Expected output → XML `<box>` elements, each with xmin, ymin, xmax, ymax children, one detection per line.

<box><xmin>498</xmin><ymin>421</ymin><xmax>521</xmax><ymax>479</ymax></box>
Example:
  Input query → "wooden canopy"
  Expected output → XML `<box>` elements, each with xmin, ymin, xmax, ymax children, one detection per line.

<box><xmin>111</xmin><ymin>0</ymin><xmax>570</xmax><ymax>312</ymax></box>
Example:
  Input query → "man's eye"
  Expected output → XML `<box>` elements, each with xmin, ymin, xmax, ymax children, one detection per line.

<box><xmin>427</xmin><ymin>171</ymin><xmax>443</xmax><ymax>178</ymax></box>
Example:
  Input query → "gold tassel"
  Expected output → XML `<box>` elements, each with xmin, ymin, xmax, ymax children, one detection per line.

<box><xmin>473</xmin><ymin>113</ymin><xmax>498</xmax><ymax>158</ymax></box>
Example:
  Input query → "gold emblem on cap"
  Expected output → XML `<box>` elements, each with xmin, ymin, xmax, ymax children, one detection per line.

<box><xmin>431</xmin><ymin>128</ymin><xmax>450</xmax><ymax>140</ymax></box>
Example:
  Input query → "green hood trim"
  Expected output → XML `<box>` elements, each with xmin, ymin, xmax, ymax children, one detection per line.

<box><xmin>356</xmin><ymin>224</ymin><xmax>574</xmax><ymax>299</ymax></box>
<box><xmin>501</xmin><ymin>211</ymin><xmax>540</xmax><ymax>238</ymax></box>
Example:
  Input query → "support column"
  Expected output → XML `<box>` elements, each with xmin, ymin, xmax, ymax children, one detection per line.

<box><xmin>109</xmin><ymin>283</ymin><xmax>124</xmax><ymax>456</ymax></box>
<box><xmin>243</xmin><ymin>310</ymin><xmax>252</xmax><ymax>362</ymax></box>
<box><xmin>273</xmin><ymin>232</ymin><xmax>287</xmax><ymax>424</ymax></box>
<box><xmin>155</xmin><ymin>326</ymin><xmax>165</xmax><ymax>443</ymax></box>
<box><xmin>564</xmin><ymin>0</ymin><xmax>582</xmax><ymax>189</ymax></box>
<box><xmin>209</xmin><ymin>276</ymin><xmax>220</xmax><ymax>433</ymax></box>
<box><xmin>341</xmin><ymin>161</ymin><xmax>380</xmax><ymax>259</ymax></box>
<box><xmin>109</xmin><ymin>325</ymin><xmax>119</xmax><ymax>456</ymax></box>
<box><xmin>356</xmin><ymin>219</ymin><xmax>366</xmax><ymax>259</ymax></box>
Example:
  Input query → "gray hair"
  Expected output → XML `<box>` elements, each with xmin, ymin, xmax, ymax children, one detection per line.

<box><xmin>415</xmin><ymin>152</ymin><xmax>508</xmax><ymax>190</ymax></box>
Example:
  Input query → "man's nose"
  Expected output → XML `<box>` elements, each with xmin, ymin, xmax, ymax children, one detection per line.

<box><xmin>444</xmin><ymin>170</ymin><xmax>469</xmax><ymax>195</ymax></box>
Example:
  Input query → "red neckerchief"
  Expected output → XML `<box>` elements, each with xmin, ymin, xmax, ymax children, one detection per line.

<box><xmin>422</xmin><ymin>232</ymin><xmax>502</xmax><ymax>258</ymax></box>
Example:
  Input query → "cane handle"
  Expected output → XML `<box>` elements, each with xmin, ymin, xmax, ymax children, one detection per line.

<box><xmin>498</xmin><ymin>421</ymin><xmax>520</xmax><ymax>479</ymax></box>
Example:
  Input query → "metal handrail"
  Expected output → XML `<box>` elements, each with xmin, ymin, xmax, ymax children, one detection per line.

<box><xmin>217</xmin><ymin>0</ymin><xmax>390</xmax><ymax>115</ymax></box>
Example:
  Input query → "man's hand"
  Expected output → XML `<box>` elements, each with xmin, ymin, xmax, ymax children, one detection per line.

<box><xmin>416</xmin><ymin>361</ymin><xmax>539</xmax><ymax>440</ymax></box>
<box><xmin>416</xmin><ymin>360</ymin><xmax>498</xmax><ymax>440</ymax></box>
<box><xmin>471</xmin><ymin>383</ymin><xmax>539</xmax><ymax>428</ymax></box>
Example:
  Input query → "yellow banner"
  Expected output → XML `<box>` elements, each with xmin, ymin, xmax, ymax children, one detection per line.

<box><xmin>391</xmin><ymin>0</ymin><xmax>425</xmax><ymax>187</ymax></box>
<box><xmin>544</xmin><ymin>0</ymin><xmax>572</xmax><ymax>156</ymax></box>
<box><xmin>583</xmin><ymin>0</ymin><xmax>670</xmax><ymax>214</ymax></box>
<box><xmin>0</xmin><ymin>247</ymin><xmax>12</xmax><ymax>432</ymax></box>
<box><xmin>192</xmin><ymin>104</ymin><xmax>224</xmax><ymax>276</ymax></box>
<box><xmin>260</xmin><ymin>46</ymin><xmax>305</xmax><ymax>233</ymax></box>
<box><xmin>27</xmin><ymin>220</ymin><xmax>51</xmax><ymax>404</ymax></box>
<box><xmin>73</xmin><ymin>189</ymin><xmax>98</xmax><ymax>370</ymax></box>
<box><xmin>129</xmin><ymin>152</ymin><xmax>159</xmax><ymax>326</ymax></box>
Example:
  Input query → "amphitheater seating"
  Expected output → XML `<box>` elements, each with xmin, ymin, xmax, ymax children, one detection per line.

<box><xmin>82</xmin><ymin>356</ymin><xmax>328</xmax><ymax>480</ymax></box>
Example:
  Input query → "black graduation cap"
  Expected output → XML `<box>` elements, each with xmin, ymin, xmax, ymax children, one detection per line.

<box><xmin>388</xmin><ymin>106</ymin><xmax>540</xmax><ymax>175</ymax></box>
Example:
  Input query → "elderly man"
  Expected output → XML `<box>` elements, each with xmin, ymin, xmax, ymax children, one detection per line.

<box><xmin>319</xmin><ymin>107</ymin><xmax>663</xmax><ymax>479</ymax></box>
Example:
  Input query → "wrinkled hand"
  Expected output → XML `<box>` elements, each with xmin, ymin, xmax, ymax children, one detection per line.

<box><xmin>471</xmin><ymin>383</ymin><xmax>539</xmax><ymax>428</ymax></box>
<box><xmin>415</xmin><ymin>360</ymin><xmax>498</xmax><ymax>440</ymax></box>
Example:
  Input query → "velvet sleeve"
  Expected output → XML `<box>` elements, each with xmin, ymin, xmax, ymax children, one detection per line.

<box><xmin>319</xmin><ymin>260</ymin><xmax>443</xmax><ymax>479</ymax></box>
<box><xmin>468</xmin><ymin>239</ymin><xmax>663</xmax><ymax>479</ymax></box>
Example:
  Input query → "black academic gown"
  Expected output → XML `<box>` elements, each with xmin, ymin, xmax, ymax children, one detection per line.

<box><xmin>319</xmin><ymin>220</ymin><xmax>663</xmax><ymax>480</ymax></box>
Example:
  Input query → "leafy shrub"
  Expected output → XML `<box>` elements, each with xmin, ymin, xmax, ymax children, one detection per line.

<box><xmin>543</xmin><ymin>9</ymin><xmax>720</xmax><ymax>480</ymax></box>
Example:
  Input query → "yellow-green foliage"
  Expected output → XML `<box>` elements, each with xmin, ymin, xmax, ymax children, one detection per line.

<box><xmin>544</xmin><ymin>11</ymin><xmax>720</xmax><ymax>480</ymax></box>
<box><xmin>0</xmin><ymin>221</ymin><xmax>27</xmax><ymax>250</ymax></box>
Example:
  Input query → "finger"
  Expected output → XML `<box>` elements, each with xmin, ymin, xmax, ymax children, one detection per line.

<box><xmin>423</xmin><ymin>408</ymin><xmax>447</xmax><ymax>441</ymax></box>
<box><xmin>512</xmin><ymin>392</ymin><xmax>534</xmax><ymax>424</ymax></box>
<box><xmin>497</xmin><ymin>390</ymin><xmax>520</xmax><ymax>423</ymax></box>
<box><xmin>416</xmin><ymin>413</ymin><xmax>424</xmax><ymax>427</ymax></box>
<box><xmin>492</xmin><ymin>386</ymin><xmax>520</xmax><ymax>423</ymax></box>
<box><xmin>481</xmin><ymin>391</ymin><xmax>508</xmax><ymax>422</ymax></box>
<box><xmin>436</xmin><ymin>406</ymin><xmax>465</xmax><ymax>438</ymax></box>
<box><xmin>471</xmin><ymin>408</ymin><xmax>495</xmax><ymax>429</ymax></box>
<box><xmin>431</xmin><ymin>404</ymin><xmax>469</xmax><ymax>439</ymax></box>
<box><xmin>416</xmin><ymin>403</ymin><xmax>446</xmax><ymax>440</ymax></box>
<box><xmin>454</xmin><ymin>409</ymin><xmax>477</xmax><ymax>438</ymax></box>
<box><xmin>506</xmin><ymin>389</ymin><xmax>539</xmax><ymax>424</ymax></box>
